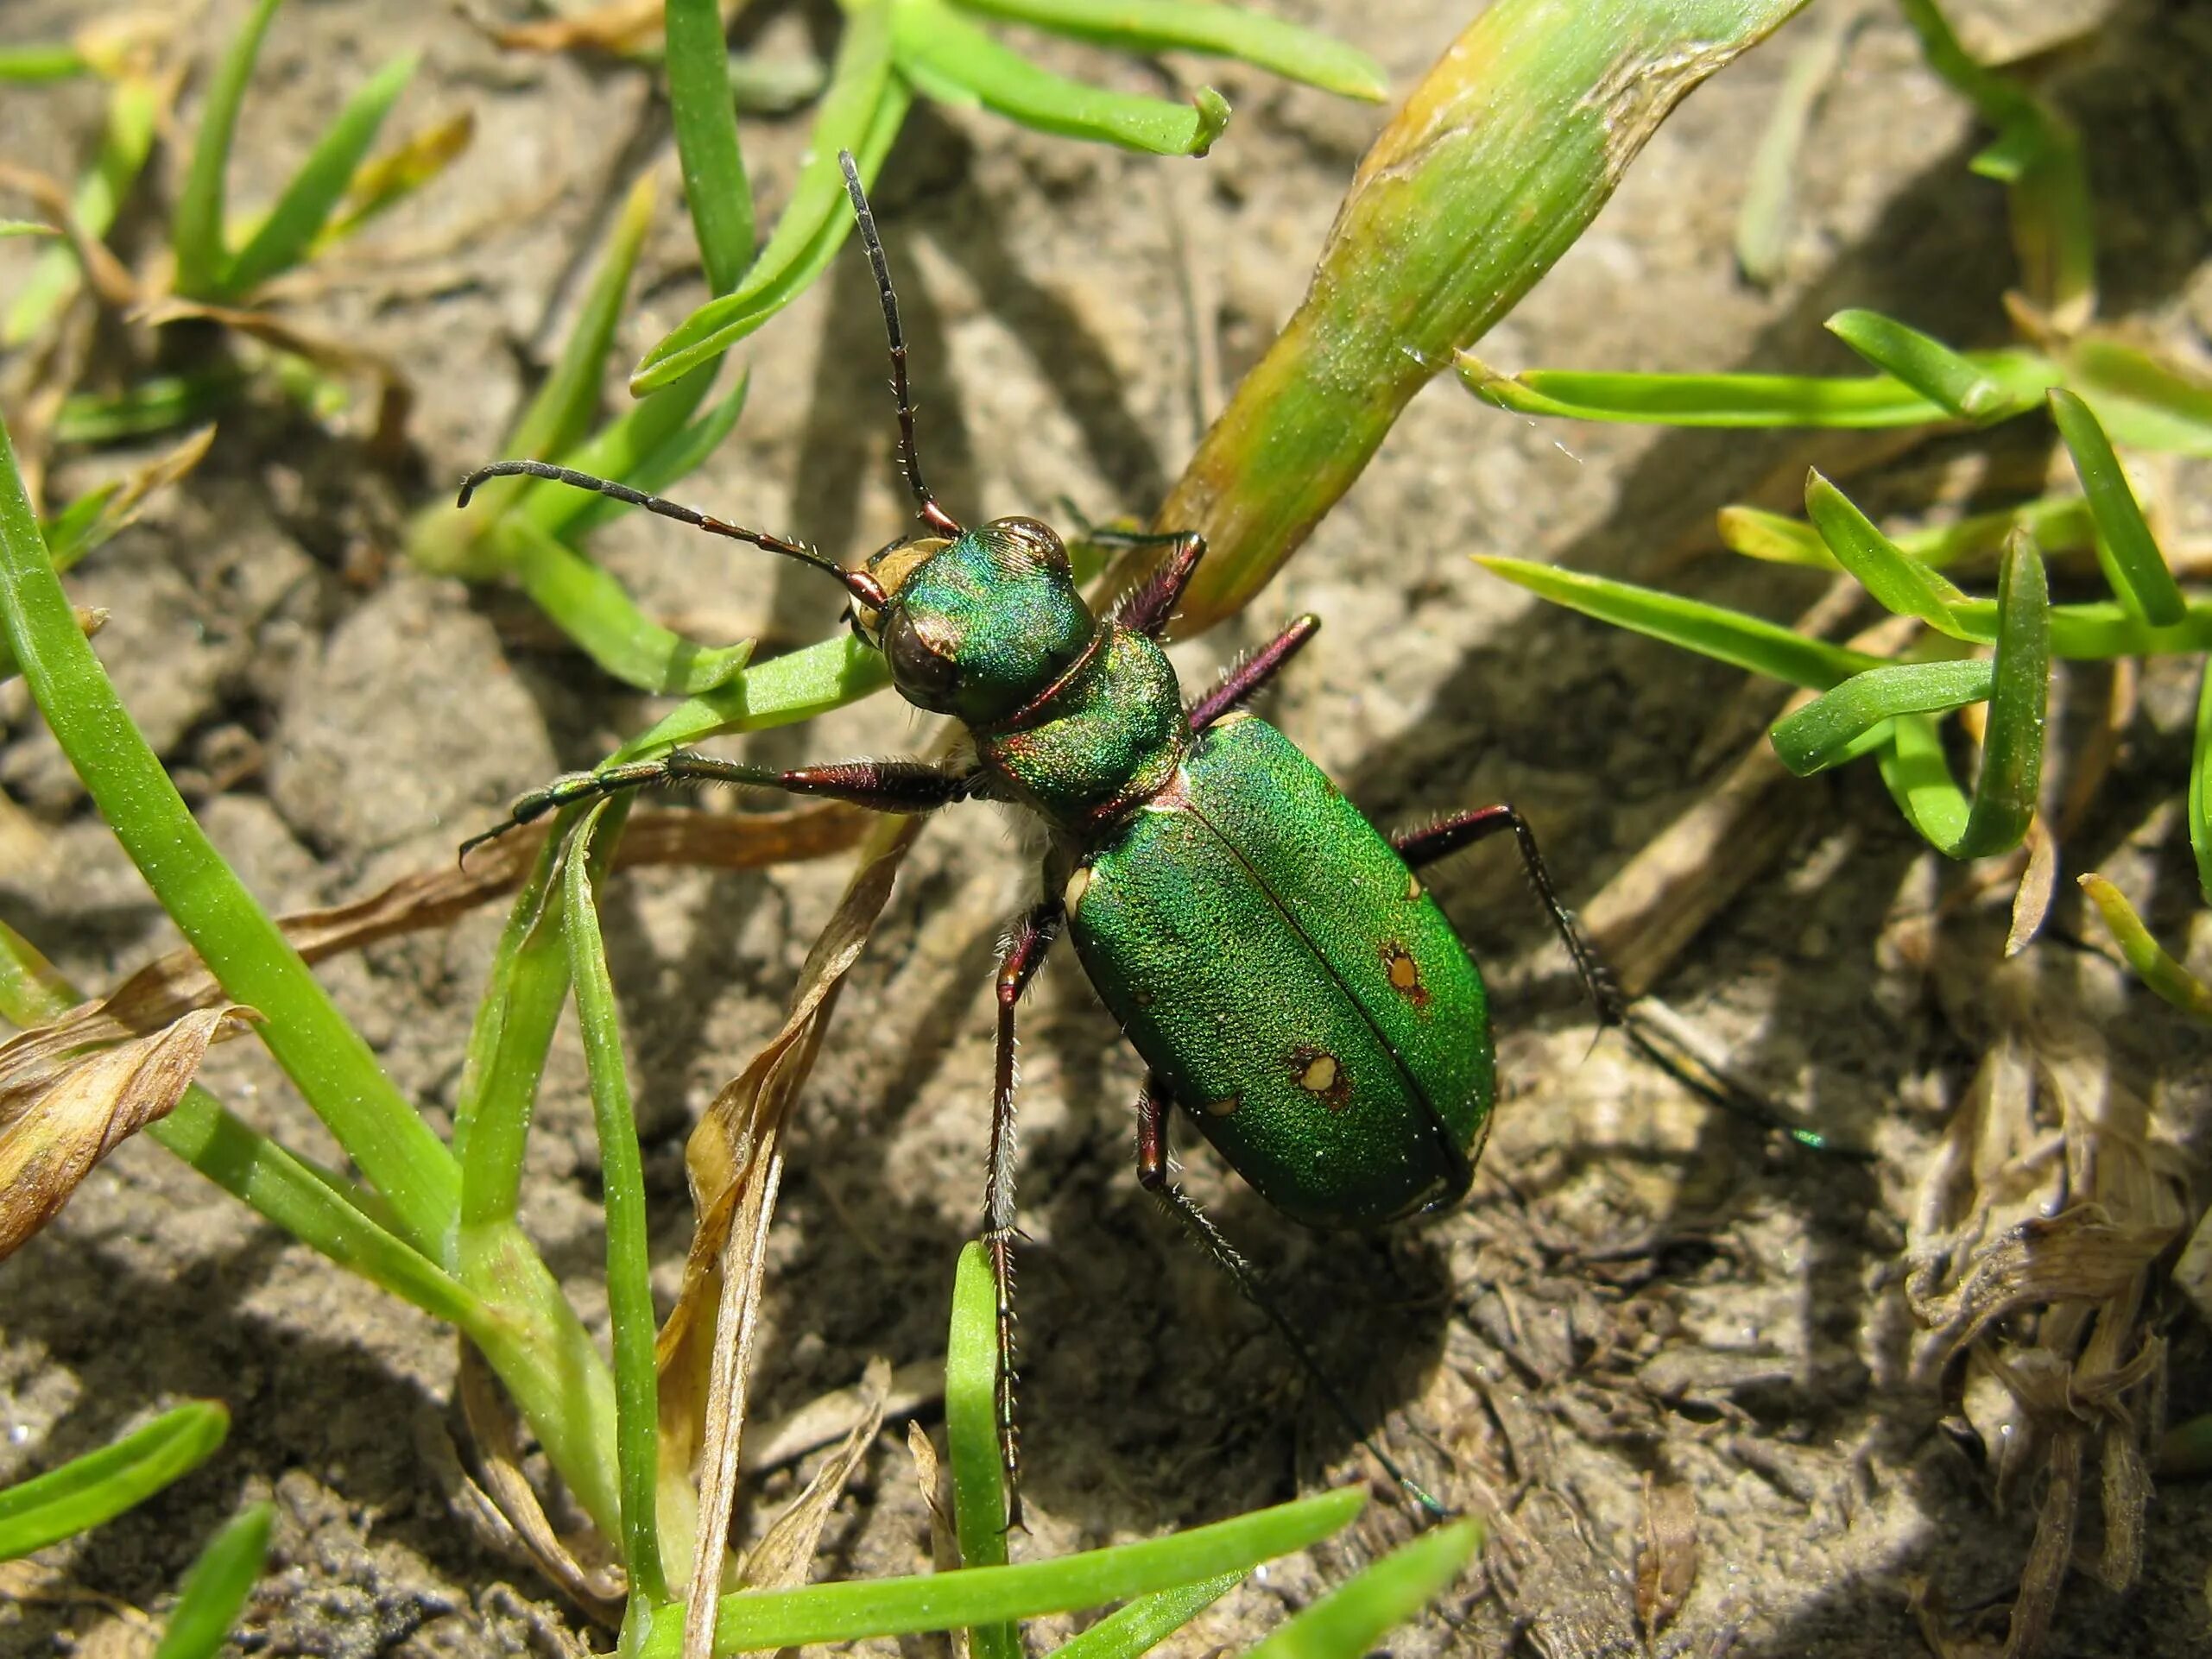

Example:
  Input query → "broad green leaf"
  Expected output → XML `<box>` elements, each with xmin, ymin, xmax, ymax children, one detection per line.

<box><xmin>951</xmin><ymin>0</ymin><xmax>1382</xmax><ymax>101</ymax></box>
<box><xmin>172</xmin><ymin>0</ymin><xmax>286</xmax><ymax>298</ymax></box>
<box><xmin>1825</xmin><ymin>308</ymin><xmax>2023</xmax><ymax>419</ymax></box>
<box><xmin>894</xmin><ymin>0</ymin><xmax>1229</xmax><ymax>156</ymax></box>
<box><xmin>632</xmin><ymin>2</ymin><xmax>904</xmax><ymax>393</ymax></box>
<box><xmin>222</xmin><ymin>51</ymin><xmax>418</xmax><ymax>298</ymax></box>
<box><xmin>2079</xmin><ymin>874</ymin><xmax>2212</xmax><ymax>1024</ymax></box>
<box><xmin>564</xmin><ymin>803</ymin><xmax>666</xmax><ymax>1601</ymax></box>
<box><xmin>1803</xmin><ymin>470</ymin><xmax>1973</xmax><ymax>636</ymax></box>
<box><xmin>1244</xmin><ymin>1520</ymin><xmax>1479</xmax><ymax>1659</ymax></box>
<box><xmin>946</xmin><ymin>1244</ymin><xmax>1018</xmax><ymax>1659</ymax></box>
<box><xmin>0</xmin><ymin>1403</ymin><xmax>228</xmax><ymax>1559</ymax></box>
<box><xmin>637</xmin><ymin>1488</ymin><xmax>1366</xmax><ymax>1656</ymax></box>
<box><xmin>666</xmin><ymin>0</ymin><xmax>754</xmax><ymax>295</ymax></box>
<box><xmin>1459</xmin><ymin>348</ymin><xmax>2058</xmax><ymax>428</ymax></box>
<box><xmin>152</xmin><ymin>1503</ymin><xmax>274</xmax><ymax>1659</ymax></box>
<box><xmin>1770</xmin><ymin>659</ymin><xmax>1994</xmax><ymax>776</ymax></box>
<box><xmin>2048</xmin><ymin>387</ymin><xmax>2184</xmax><ymax>625</ymax></box>
<box><xmin>1472</xmin><ymin>557</ymin><xmax>1880</xmax><ymax>691</ymax></box>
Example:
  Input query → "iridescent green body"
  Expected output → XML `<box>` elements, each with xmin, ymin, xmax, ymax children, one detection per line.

<box><xmin>867</xmin><ymin>522</ymin><xmax>1495</xmax><ymax>1227</ymax></box>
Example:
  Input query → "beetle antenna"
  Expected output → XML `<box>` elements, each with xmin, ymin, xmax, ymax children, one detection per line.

<box><xmin>838</xmin><ymin>151</ymin><xmax>964</xmax><ymax>539</ymax></box>
<box><xmin>456</xmin><ymin>461</ymin><xmax>887</xmax><ymax>609</ymax></box>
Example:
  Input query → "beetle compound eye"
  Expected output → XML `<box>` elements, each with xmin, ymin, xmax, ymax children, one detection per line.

<box><xmin>883</xmin><ymin>608</ymin><xmax>962</xmax><ymax>701</ymax></box>
<box><xmin>991</xmin><ymin>515</ymin><xmax>1070</xmax><ymax>574</ymax></box>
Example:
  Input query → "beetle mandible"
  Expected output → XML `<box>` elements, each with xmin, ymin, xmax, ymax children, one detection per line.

<box><xmin>460</xmin><ymin>152</ymin><xmax>1766</xmax><ymax>1518</ymax></box>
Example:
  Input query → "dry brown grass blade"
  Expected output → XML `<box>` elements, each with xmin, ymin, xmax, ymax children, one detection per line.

<box><xmin>743</xmin><ymin>1356</ymin><xmax>939</xmax><ymax>1475</ymax></box>
<box><xmin>0</xmin><ymin>161</ymin><xmax>144</xmax><ymax>309</ymax></box>
<box><xmin>0</xmin><ymin>1003</ymin><xmax>254</xmax><ymax>1258</ymax></box>
<box><xmin>658</xmin><ymin>815</ymin><xmax>923</xmax><ymax>1649</ymax></box>
<box><xmin>1634</xmin><ymin>1476</ymin><xmax>1697</xmax><ymax>1641</ymax></box>
<box><xmin>738</xmin><ymin>1356</ymin><xmax>891</xmax><ymax>1590</ymax></box>
<box><xmin>906</xmin><ymin>1421</ymin><xmax>964</xmax><ymax>1580</ymax></box>
<box><xmin>457</xmin><ymin>1343</ymin><xmax>627</xmax><ymax>1624</ymax></box>
<box><xmin>9</xmin><ymin>804</ymin><xmax>870</xmax><ymax>1059</ymax></box>
<box><xmin>477</xmin><ymin>0</ymin><xmax>664</xmax><ymax>54</ymax></box>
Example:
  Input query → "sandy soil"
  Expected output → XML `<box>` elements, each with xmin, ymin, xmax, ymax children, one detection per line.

<box><xmin>3</xmin><ymin>0</ymin><xmax>2212</xmax><ymax>1655</ymax></box>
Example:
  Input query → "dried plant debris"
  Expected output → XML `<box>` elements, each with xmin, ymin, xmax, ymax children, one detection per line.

<box><xmin>1908</xmin><ymin>946</ymin><xmax>2193</xmax><ymax>1659</ymax></box>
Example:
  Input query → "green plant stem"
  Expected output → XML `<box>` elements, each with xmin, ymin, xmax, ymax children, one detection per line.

<box><xmin>945</xmin><ymin>1244</ymin><xmax>1017</xmax><ymax>1659</ymax></box>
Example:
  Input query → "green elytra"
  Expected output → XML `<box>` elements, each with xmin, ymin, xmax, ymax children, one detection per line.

<box><xmin>459</xmin><ymin>152</ymin><xmax>1789</xmax><ymax>1520</ymax></box>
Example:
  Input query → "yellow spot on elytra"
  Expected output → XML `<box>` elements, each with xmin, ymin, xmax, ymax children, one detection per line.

<box><xmin>1299</xmin><ymin>1054</ymin><xmax>1338</xmax><ymax>1093</ymax></box>
<box><xmin>1404</xmin><ymin>874</ymin><xmax>1422</xmax><ymax>901</ymax></box>
<box><xmin>1064</xmin><ymin>865</ymin><xmax>1091</xmax><ymax>912</ymax></box>
<box><xmin>1389</xmin><ymin>952</ymin><xmax>1420</xmax><ymax>990</ymax></box>
<box><xmin>1204</xmin><ymin>1094</ymin><xmax>1240</xmax><ymax>1117</ymax></box>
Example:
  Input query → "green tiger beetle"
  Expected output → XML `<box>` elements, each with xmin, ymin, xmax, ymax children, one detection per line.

<box><xmin>459</xmin><ymin>152</ymin><xmax>1823</xmax><ymax>1523</ymax></box>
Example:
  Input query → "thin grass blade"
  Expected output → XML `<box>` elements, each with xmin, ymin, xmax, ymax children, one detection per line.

<box><xmin>894</xmin><ymin>0</ymin><xmax>1229</xmax><ymax>155</ymax></box>
<box><xmin>506</xmin><ymin>517</ymin><xmax>755</xmax><ymax>695</ymax></box>
<box><xmin>561</xmin><ymin>370</ymin><xmax>750</xmax><ymax>538</ymax></box>
<box><xmin>5</xmin><ymin>70</ymin><xmax>161</xmax><ymax>346</ymax></box>
<box><xmin>172</xmin><ymin>0</ymin><xmax>286</xmax><ymax>298</ymax></box>
<box><xmin>945</xmin><ymin>1243</ymin><xmax>1018</xmax><ymax>1659</ymax></box>
<box><xmin>0</xmin><ymin>1402</ymin><xmax>228</xmax><ymax>1559</ymax></box>
<box><xmin>1045</xmin><ymin>1574</ymin><xmax>1242</xmax><ymax>1659</ymax></box>
<box><xmin>1473</xmin><ymin>557</ymin><xmax>1880</xmax><ymax>691</ymax></box>
<box><xmin>1804</xmin><ymin>470</ymin><xmax>1972</xmax><ymax>636</ymax></box>
<box><xmin>1824</xmin><ymin>307</ymin><xmax>2024</xmax><ymax>419</ymax></box>
<box><xmin>2195</xmin><ymin>659</ymin><xmax>2212</xmax><ymax>904</ymax></box>
<box><xmin>2079</xmin><ymin>874</ymin><xmax>2212</xmax><ymax>1025</ymax></box>
<box><xmin>632</xmin><ymin>1</ymin><xmax>899</xmax><ymax>393</ymax></box>
<box><xmin>1243</xmin><ymin>1519</ymin><xmax>1480</xmax><ymax>1658</ymax></box>
<box><xmin>2057</xmin><ymin>332</ymin><xmax>2212</xmax><ymax>457</ymax></box>
<box><xmin>222</xmin><ymin>52</ymin><xmax>417</xmax><ymax>298</ymax></box>
<box><xmin>1770</xmin><ymin>659</ymin><xmax>1994</xmax><ymax>776</ymax></box>
<box><xmin>2048</xmin><ymin>388</ymin><xmax>2184</xmax><ymax>625</ymax></box>
<box><xmin>951</xmin><ymin>0</ymin><xmax>1382</xmax><ymax>101</ymax></box>
<box><xmin>313</xmin><ymin>110</ymin><xmax>476</xmax><ymax>250</ymax></box>
<box><xmin>1718</xmin><ymin>494</ymin><xmax>2094</xmax><ymax>571</ymax></box>
<box><xmin>151</xmin><ymin>1502</ymin><xmax>274</xmax><ymax>1659</ymax></box>
<box><xmin>647</xmin><ymin>1489</ymin><xmax>1365</xmax><ymax>1656</ymax></box>
<box><xmin>0</xmin><ymin>41</ymin><xmax>86</xmax><ymax>81</ymax></box>
<box><xmin>54</xmin><ymin>373</ymin><xmax>245</xmax><ymax>445</ymax></box>
<box><xmin>564</xmin><ymin>802</ymin><xmax>666</xmax><ymax>1602</ymax></box>
<box><xmin>618</xmin><ymin>634</ymin><xmax>892</xmax><ymax>760</ymax></box>
<box><xmin>511</xmin><ymin>169</ymin><xmax>659</xmax><ymax>463</ymax></box>
<box><xmin>666</xmin><ymin>0</ymin><xmax>754</xmax><ymax>295</ymax></box>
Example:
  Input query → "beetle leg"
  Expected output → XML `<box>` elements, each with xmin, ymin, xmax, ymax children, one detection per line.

<box><xmin>1107</xmin><ymin>530</ymin><xmax>1207</xmax><ymax>639</ymax></box>
<box><xmin>1135</xmin><ymin>1077</ymin><xmax>1449</xmax><ymax>1519</ymax></box>
<box><xmin>1186</xmin><ymin>615</ymin><xmax>1321</xmax><ymax>733</ymax></box>
<box><xmin>1396</xmin><ymin>809</ymin><xmax>1836</xmax><ymax>1150</ymax></box>
<box><xmin>985</xmin><ymin>897</ymin><xmax>1065</xmax><ymax>1529</ymax></box>
<box><xmin>1391</xmin><ymin>804</ymin><xmax>1624</xmax><ymax>1025</ymax></box>
<box><xmin>459</xmin><ymin>753</ymin><xmax>980</xmax><ymax>862</ymax></box>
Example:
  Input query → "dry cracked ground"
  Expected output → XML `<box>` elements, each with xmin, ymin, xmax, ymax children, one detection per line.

<box><xmin>4</xmin><ymin>0</ymin><xmax>2212</xmax><ymax>1655</ymax></box>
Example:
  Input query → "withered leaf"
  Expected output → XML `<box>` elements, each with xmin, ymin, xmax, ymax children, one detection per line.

<box><xmin>0</xmin><ymin>1005</ymin><xmax>255</xmax><ymax>1259</ymax></box>
<box><xmin>1634</xmin><ymin>1475</ymin><xmax>1698</xmax><ymax>1639</ymax></box>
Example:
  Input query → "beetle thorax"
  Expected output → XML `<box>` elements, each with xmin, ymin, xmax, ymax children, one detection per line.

<box><xmin>976</xmin><ymin>623</ymin><xmax>1187</xmax><ymax>835</ymax></box>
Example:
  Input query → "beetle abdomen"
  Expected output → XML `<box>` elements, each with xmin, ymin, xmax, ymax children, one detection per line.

<box><xmin>1067</xmin><ymin>715</ymin><xmax>1494</xmax><ymax>1228</ymax></box>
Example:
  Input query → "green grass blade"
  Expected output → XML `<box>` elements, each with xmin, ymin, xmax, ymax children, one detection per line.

<box><xmin>560</xmin><ymin>371</ymin><xmax>751</xmax><ymax>538</ymax></box>
<box><xmin>0</xmin><ymin>411</ymin><xmax>460</xmax><ymax>1252</ymax></box>
<box><xmin>221</xmin><ymin>52</ymin><xmax>418</xmax><ymax>299</ymax></box>
<box><xmin>894</xmin><ymin>0</ymin><xmax>1228</xmax><ymax>156</ymax></box>
<box><xmin>2079</xmin><ymin>874</ymin><xmax>2212</xmax><ymax>1025</ymax></box>
<box><xmin>2048</xmin><ymin>388</ymin><xmax>2184</xmax><ymax>626</ymax></box>
<box><xmin>0</xmin><ymin>1403</ymin><xmax>228</xmax><ymax>1559</ymax></box>
<box><xmin>1803</xmin><ymin>470</ymin><xmax>1972</xmax><ymax>636</ymax></box>
<box><xmin>0</xmin><ymin>41</ymin><xmax>87</xmax><ymax>81</ymax></box>
<box><xmin>172</xmin><ymin>0</ymin><xmax>286</xmax><ymax>298</ymax></box>
<box><xmin>454</xmin><ymin>828</ymin><xmax>572</xmax><ymax>1226</ymax></box>
<box><xmin>0</xmin><ymin>916</ymin><xmax>76</xmax><ymax>1027</ymax></box>
<box><xmin>564</xmin><ymin>803</ymin><xmax>666</xmax><ymax>1602</ymax></box>
<box><xmin>617</xmin><ymin>634</ymin><xmax>892</xmax><ymax>760</ymax></box>
<box><xmin>631</xmin><ymin>1</ymin><xmax>900</xmax><ymax>393</ymax></box>
<box><xmin>1769</xmin><ymin>659</ymin><xmax>1994</xmax><ymax>776</ymax></box>
<box><xmin>1459</xmin><ymin>349</ymin><xmax>2058</xmax><ymax>428</ymax></box>
<box><xmin>666</xmin><ymin>0</ymin><xmax>754</xmax><ymax>296</ymax></box>
<box><xmin>1473</xmin><ymin>557</ymin><xmax>1880</xmax><ymax>691</ymax></box>
<box><xmin>54</xmin><ymin>374</ymin><xmax>246</xmax><ymax>445</ymax></box>
<box><xmin>6</xmin><ymin>72</ymin><xmax>161</xmax><ymax>346</ymax></box>
<box><xmin>1718</xmin><ymin>495</ymin><xmax>2094</xmax><ymax>571</ymax></box>
<box><xmin>641</xmin><ymin>1489</ymin><xmax>1366</xmax><ymax>1656</ymax></box>
<box><xmin>511</xmin><ymin>170</ymin><xmax>660</xmax><ymax>464</ymax></box>
<box><xmin>945</xmin><ymin>1244</ymin><xmax>1018</xmax><ymax>1659</ymax></box>
<box><xmin>1824</xmin><ymin>308</ymin><xmax>2024</xmax><ymax>420</ymax></box>
<box><xmin>1243</xmin><ymin>1520</ymin><xmax>1480</xmax><ymax>1659</ymax></box>
<box><xmin>2058</xmin><ymin>334</ymin><xmax>2212</xmax><ymax>457</ymax></box>
<box><xmin>505</xmin><ymin>517</ymin><xmax>755</xmax><ymax>695</ymax></box>
<box><xmin>152</xmin><ymin>1503</ymin><xmax>274</xmax><ymax>1659</ymax></box>
<box><xmin>2192</xmin><ymin>659</ymin><xmax>2212</xmax><ymax>904</ymax></box>
<box><xmin>950</xmin><ymin>0</ymin><xmax>1382</xmax><ymax>101</ymax></box>
<box><xmin>1046</xmin><ymin>1574</ymin><xmax>1242</xmax><ymax>1659</ymax></box>
<box><xmin>313</xmin><ymin>110</ymin><xmax>476</xmax><ymax>249</ymax></box>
